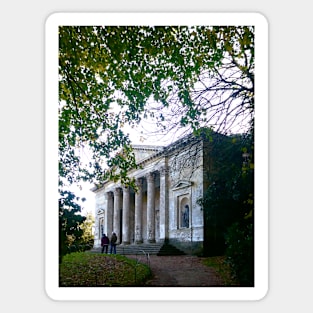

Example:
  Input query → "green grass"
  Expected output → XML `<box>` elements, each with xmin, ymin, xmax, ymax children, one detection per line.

<box><xmin>202</xmin><ymin>256</ymin><xmax>239</xmax><ymax>286</ymax></box>
<box><xmin>59</xmin><ymin>252</ymin><xmax>151</xmax><ymax>287</ymax></box>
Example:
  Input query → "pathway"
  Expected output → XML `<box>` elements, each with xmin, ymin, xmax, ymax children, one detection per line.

<box><xmin>128</xmin><ymin>255</ymin><xmax>223</xmax><ymax>287</ymax></box>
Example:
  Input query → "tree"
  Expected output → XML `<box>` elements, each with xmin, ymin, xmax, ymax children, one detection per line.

<box><xmin>59</xmin><ymin>26</ymin><xmax>254</xmax><ymax>188</ymax></box>
<box><xmin>80</xmin><ymin>212</ymin><xmax>95</xmax><ymax>245</ymax></box>
<box><xmin>197</xmin><ymin>133</ymin><xmax>253</xmax><ymax>247</ymax></box>
<box><xmin>59</xmin><ymin>191</ymin><xmax>95</xmax><ymax>263</ymax></box>
<box><xmin>59</xmin><ymin>190</ymin><xmax>86</xmax><ymax>262</ymax></box>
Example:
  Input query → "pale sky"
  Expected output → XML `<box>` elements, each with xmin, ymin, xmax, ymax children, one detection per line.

<box><xmin>68</xmin><ymin>116</ymin><xmax>171</xmax><ymax>216</ymax></box>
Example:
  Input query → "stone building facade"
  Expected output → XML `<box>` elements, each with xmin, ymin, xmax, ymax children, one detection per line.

<box><xmin>92</xmin><ymin>133</ymin><xmax>218</xmax><ymax>255</ymax></box>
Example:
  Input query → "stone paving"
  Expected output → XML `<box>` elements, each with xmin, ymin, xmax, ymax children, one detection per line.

<box><xmin>128</xmin><ymin>255</ymin><xmax>223</xmax><ymax>287</ymax></box>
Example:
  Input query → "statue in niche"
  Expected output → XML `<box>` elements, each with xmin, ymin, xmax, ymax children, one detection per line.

<box><xmin>182</xmin><ymin>204</ymin><xmax>189</xmax><ymax>228</ymax></box>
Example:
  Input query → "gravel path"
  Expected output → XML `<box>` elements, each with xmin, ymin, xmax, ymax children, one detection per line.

<box><xmin>128</xmin><ymin>255</ymin><xmax>223</xmax><ymax>287</ymax></box>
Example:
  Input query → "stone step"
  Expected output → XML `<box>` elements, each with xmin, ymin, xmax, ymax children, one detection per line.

<box><xmin>89</xmin><ymin>242</ymin><xmax>186</xmax><ymax>256</ymax></box>
<box><xmin>90</xmin><ymin>243</ymin><xmax>163</xmax><ymax>255</ymax></box>
<box><xmin>117</xmin><ymin>243</ymin><xmax>163</xmax><ymax>255</ymax></box>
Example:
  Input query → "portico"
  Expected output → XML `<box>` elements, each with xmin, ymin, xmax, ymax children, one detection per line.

<box><xmin>95</xmin><ymin>167</ymin><xmax>166</xmax><ymax>245</ymax></box>
<box><xmin>93</xmin><ymin>134</ymin><xmax>207</xmax><ymax>255</ymax></box>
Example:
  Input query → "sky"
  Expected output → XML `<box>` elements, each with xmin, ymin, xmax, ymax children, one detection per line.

<box><xmin>68</xmin><ymin>116</ymin><xmax>171</xmax><ymax>216</ymax></box>
<box><xmin>67</xmin><ymin>90</ymin><xmax>197</xmax><ymax>216</ymax></box>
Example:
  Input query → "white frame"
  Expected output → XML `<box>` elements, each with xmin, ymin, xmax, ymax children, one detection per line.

<box><xmin>45</xmin><ymin>12</ymin><xmax>268</xmax><ymax>301</ymax></box>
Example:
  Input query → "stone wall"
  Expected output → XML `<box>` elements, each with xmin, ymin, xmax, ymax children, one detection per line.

<box><xmin>167</xmin><ymin>139</ymin><xmax>204</xmax><ymax>253</ymax></box>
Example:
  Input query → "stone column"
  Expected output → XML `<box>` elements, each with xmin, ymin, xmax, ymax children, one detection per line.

<box><xmin>113</xmin><ymin>187</ymin><xmax>122</xmax><ymax>244</ymax></box>
<box><xmin>105</xmin><ymin>192</ymin><xmax>114</xmax><ymax>237</ymax></box>
<box><xmin>146</xmin><ymin>172</ymin><xmax>156</xmax><ymax>243</ymax></box>
<box><xmin>122</xmin><ymin>186</ymin><xmax>130</xmax><ymax>244</ymax></box>
<box><xmin>159</xmin><ymin>166</ymin><xmax>169</xmax><ymax>242</ymax></box>
<box><xmin>134</xmin><ymin>178</ymin><xmax>143</xmax><ymax>244</ymax></box>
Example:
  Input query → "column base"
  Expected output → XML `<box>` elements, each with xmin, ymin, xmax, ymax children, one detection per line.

<box><xmin>135</xmin><ymin>240</ymin><xmax>143</xmax><ymax>244</ymax></box>
<box><xmin>147</xmin><ymin>239</ymin><xmax>156</xmax><ymax>243</ymax></box>
<box><xmin>122</xmin><ymin>241</ymin><xmax>130</xmax><ymax>245</ymax></box>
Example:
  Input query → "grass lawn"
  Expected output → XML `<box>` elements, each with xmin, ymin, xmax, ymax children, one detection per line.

<box><xmin>59</xmin><ymin>252</ymin><xmax>151</xmax><ymax>287</ymax></box>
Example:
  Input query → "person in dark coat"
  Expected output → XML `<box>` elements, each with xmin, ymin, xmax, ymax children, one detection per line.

<box><xmin>101</xmin><ymin>233</ymin><xmax>110</xmax><ymax>253</ymax></box>
<box><xmin>110</xmin><ymin>232</ymin><xmax>117</xmax><ymax>254</ymax></box>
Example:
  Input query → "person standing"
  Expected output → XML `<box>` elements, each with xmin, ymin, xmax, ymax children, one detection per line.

<box><xmin>101</xmin><ymin>233</ymin><xmax>110</xmax><ymax>253</ymax></box>
<box><xmin>110</xmin><ymin>232</ymin><xmax>117</xmax><ymax>254</ymax></box>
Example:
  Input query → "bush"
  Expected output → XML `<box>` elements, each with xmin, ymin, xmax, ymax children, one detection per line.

<box><xmin>225</xmin><ymin>221</ymin><xmax>254</xmax><ymax>286</ymax></box>
<box><xmin>202</xmin><ymin>256</ymin><xmax>239</xmax><ymax>286</ymax></box>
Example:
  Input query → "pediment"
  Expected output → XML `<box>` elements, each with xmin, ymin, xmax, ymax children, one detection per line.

<box><xmin>172</xmin><ymin>180</ymin><xmax>193</xmax><ymax>191</ymax></box>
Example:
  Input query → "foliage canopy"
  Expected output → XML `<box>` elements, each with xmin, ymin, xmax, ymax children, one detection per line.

<box><xmin>59</xmin><ymin>25</ymin><xmax>254</xmax><ymax>187</ymax></box>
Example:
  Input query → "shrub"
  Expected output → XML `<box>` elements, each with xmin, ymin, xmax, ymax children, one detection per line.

<box><xmin>225</xmin><ymin>221</ymin><xmax>254</xmax><ymax>286</ymax></box>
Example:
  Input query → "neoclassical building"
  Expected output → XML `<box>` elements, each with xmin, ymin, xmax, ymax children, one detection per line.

<box><xmin>92</xmin><ymin>132</ymin><xmax>223</xmax><ymax>255</ymax></box>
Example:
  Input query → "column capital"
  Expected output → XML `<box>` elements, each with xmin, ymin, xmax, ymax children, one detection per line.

<box><xmin>122</xmin><ymin>186</ymin><xmax>130</xmax><ymax>192</ymax></box>
<box><xmin>105</xmin><ymin>191</ymin><xmax>114</xmax><ymax>199</ymax></box>
<box><xmin>136</xmin><ymin>177</ymin><xmax>143</xmax><ymax>186</ymax></box>
<box><xmin>114</xmin><ymin>187</ymin><xmax>122</xmax><ymax>196</ymax></box>
<box><xmin>146</xmin><ymin>172</ymin><xmax>156</xmax><ymax>183</ymax></box>
<box><xmin>159</xmin><ymin>166</ymin><xmax>170</xmax><ymax>176</ymax></box>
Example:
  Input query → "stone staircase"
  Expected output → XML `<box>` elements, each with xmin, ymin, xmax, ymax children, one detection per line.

<box><xmin>89</xmin><ymin>242</ymin><xmax>186</xmax><ymax>256</ymax></box>
<box><xmin>117</xmin><ymin>243</ymin><xmax>163</xmax><ymax>255</ymax></box>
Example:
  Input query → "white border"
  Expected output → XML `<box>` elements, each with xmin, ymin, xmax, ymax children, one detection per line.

<box><xmin>45</xmin><ymin>12</ymin><xmax>268</xmax><ymax>301</ymax></box>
